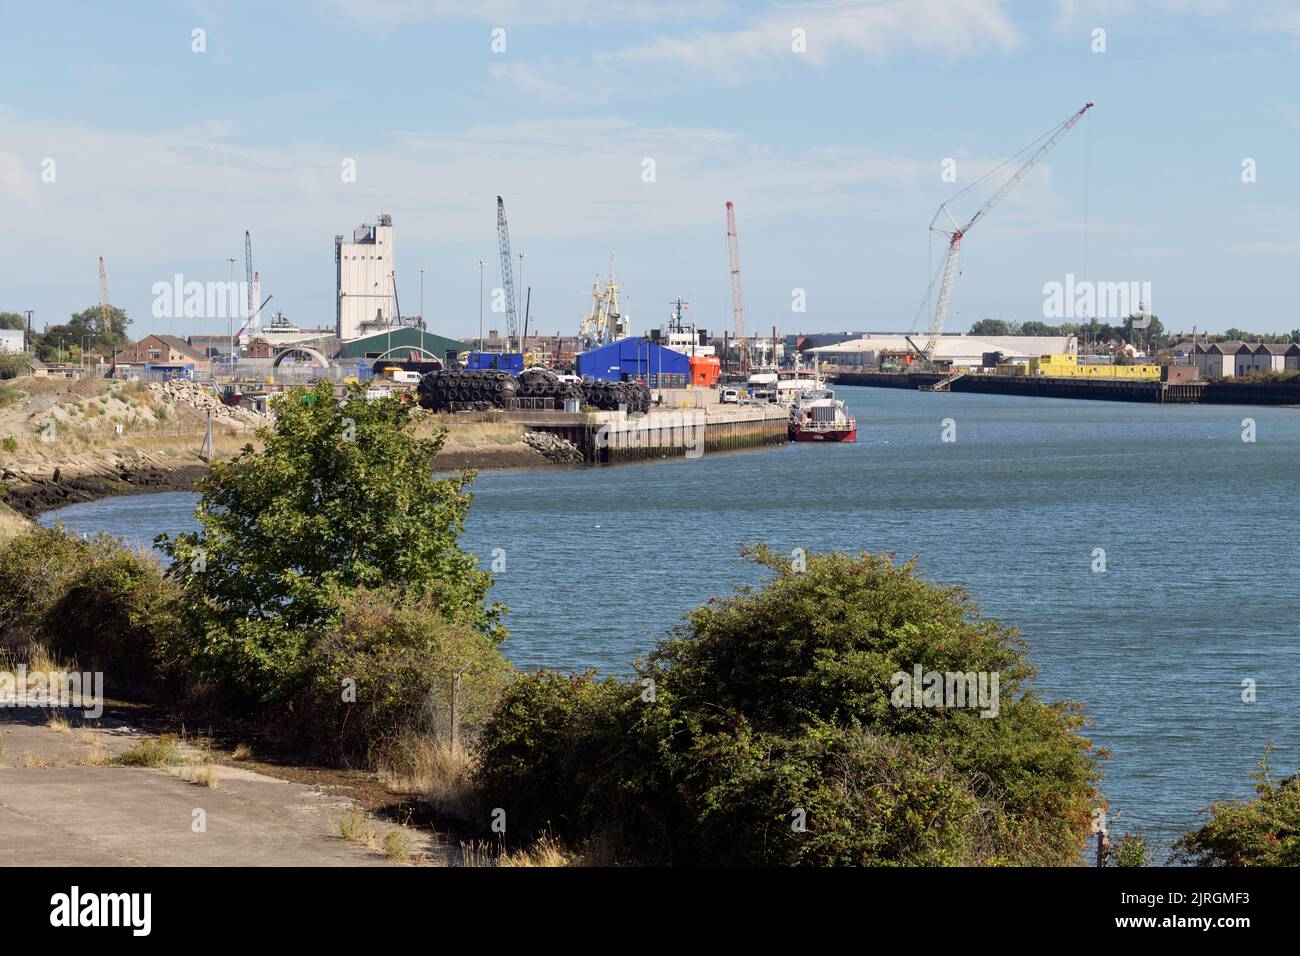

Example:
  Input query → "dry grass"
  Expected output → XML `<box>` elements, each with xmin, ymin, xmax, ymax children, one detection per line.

<box><xmin>180</xmin><ymin>763</ymin><xmax>219</xmax><ymax>788</ymax></box>
<box><xmin>412</xmin><ymin>416</ymin><xmax>523</xmax><ymax>447</ymax></box>
<box><xmin>376</xmin><ymin>731</ymin><xmax>476</xmax><ymax>820</ymax></box>
<box><xmin>457</xmin><ymin>832</ymin><xmax>619</xmax><ymax>868</ymax></box>
<box><xmin>382</xmin><ymin>830</ymin><xmax>412</xmax><ymax>862</ymax></box>
<box><xmin>0</xmin><ymin>642</ymin><xmax>72</xmax><ymax>678</ymax></box>
<box><xmin>338</xmin><ymin>807</ymin><xmax>420</xmax><ymax>864</ymax></box>
<box><xmin>456</xmin><ymin>840</ymin><xmax>504</xmax><ymax>867</ymax></box>
<box><xmin>47</xmin><ymin>713</ymin><xmax>72</xmax><ymax>734</ymax></box>
<box><xmin>339</xmin><ymin>808</ymin><xmax>377</xmax><ymax>846</ymax></box>
<box><xmin>79</xmin><ymin>733</ymin><xmax>110</xmax><ymax>766</ymax></box>
<box><xmin>496</xmin><ymin>834</ymin><xmax>572</xmax><ymax>868</ymax></box>
<box><xmin>111</xmin><ymin>735</ymin><xmax>181</xmax><ymax>768</ymax></box>
<box><xmin>231</xmin><ymin>743</ymin><xmax>252</xmax><ymax>761</ymax></box>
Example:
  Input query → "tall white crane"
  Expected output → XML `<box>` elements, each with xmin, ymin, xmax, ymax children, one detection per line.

<box><xmin>496</xmin><ymin>196</ymin><xmax>519</xmax><ymax>351</ymax></box>
<box><xmin>97</xmin><ymin>256</ymin><xmax>112</xmax><ymax>336</ymax></box>
<box><xmin>916</xmin><ymin>101</ymin><xmax>1094</xmax><ymax>365</ymax></box>
<box><xmin>725</xmin><ymin>201</ymin><xmax>748</xmax><ymax>371</ymax></box>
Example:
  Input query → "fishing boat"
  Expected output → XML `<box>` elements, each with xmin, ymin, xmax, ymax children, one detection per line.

<box><xmin>788</xmin><ymin>388</ymin><xmax>857</xmax><ymax>442</ymax></box>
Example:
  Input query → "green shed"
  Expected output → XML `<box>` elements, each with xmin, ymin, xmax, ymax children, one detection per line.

<box><xmin>338</xmin><ymin>329</ymin><xmax>467</xmax><ymax>366</ymax></box>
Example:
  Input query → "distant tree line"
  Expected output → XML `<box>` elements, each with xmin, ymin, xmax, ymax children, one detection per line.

<box><xmin>0</xmin><ymin>306</ymin><xmax>132</xmax><ymax>367</ymax></box>
<box><xmin>969</xmin><ymin>317</ymin><xmax>1300</xmax><ymax>352</ymax></box>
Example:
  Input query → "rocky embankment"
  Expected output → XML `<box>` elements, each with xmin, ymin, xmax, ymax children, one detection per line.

<box><xmin>522</xmin><ymin>431</ymin><xmax>585</xmax><ymax>464</ymax></box>
<box><xmin>4</xmin><ymin>454</ymin><xmax>212</xmax><ymax>518</ymax></box>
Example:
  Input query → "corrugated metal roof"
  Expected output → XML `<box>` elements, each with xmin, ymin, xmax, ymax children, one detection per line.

<box><xmin>807</xmin><ymin>334</ymin><xmax>1072</xmax><ymax>359</ymax></box>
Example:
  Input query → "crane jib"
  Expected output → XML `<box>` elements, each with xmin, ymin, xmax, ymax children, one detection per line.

<box><xmin>918</xmin><ymin>101</ymin><xmax>1093</xmax><ymax>363</ymax></box>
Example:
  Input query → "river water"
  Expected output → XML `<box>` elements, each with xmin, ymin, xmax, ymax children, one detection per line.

<box><xmin>39</xmin><ymin>385</ymin><xmax>1300</xmax><ymax>844</ymax></box>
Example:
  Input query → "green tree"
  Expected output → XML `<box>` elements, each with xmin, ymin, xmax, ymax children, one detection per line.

<box><xmin>1018</xmin><ymin>320</ymin><xmax>1059</xmax><ymax>337</ymax></box>
<box><xmin>0</xmin><ymin>312</ymin><xmax>26</xmax><ymax>331</ymax></box>
<box><xmin>34</xmin><ymin>305</ymin><xmax>130</xmax><ymax>362</ymax></box>
<box><xmin>157</xmin><ymin>380</ymin><xmax>504</xmax><ymax>704</ymax></box>
<box><xmin>1176</xmin><ymin>746</ymin><xmax>1300</xmax><ymax>866</ymax></box>
<box><xmin>476</xmin><ymin>546</ymin><xmax>1102</xmax><ymax>866</ymax></box>
<box><xmin>969</xmin><ymin>319</ymin><xmax>1016</xmax><ymax>336</ymax></box>
<box><xmin>1124</xmin><ymin>313</ymin><xmax>1168</xmax><ymax>351</ymax></box>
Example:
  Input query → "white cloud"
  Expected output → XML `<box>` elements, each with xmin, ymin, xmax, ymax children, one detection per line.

<box><xmin>603</xmin><ymin>0</ymin><xmax>1019</xmax><ymax>78</ymax></box>
<box><xmin>0</xmin><ymin>105</ymin><xmax>1089</xmax><ymax>335</ymax></box>
<box><xmin>488</xmin><ymin>57</ymin><xmax>616</xmax><ymax>106</ymax></box>
<box><xmin>0</xmin><ymin>152</ymin><xmax>41</xmax><ymax>209</ymax></box>
<box><xmin>318</xmin><ymin>0</ymin><xmax>732</xmax><ymax>28</ymax></box>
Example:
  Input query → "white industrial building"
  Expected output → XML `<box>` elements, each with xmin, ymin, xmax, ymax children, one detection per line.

<box><xmin>335</xmin><ymin>214</ymin><xmax>396</xmax><ymax>341</ymax></box>
<box><xmin>807</xmin><ymin>333</ymin><xmax>1076</xmax><ymax>368</ymax></box>
<box><xmin>1193</xmin><ymin>341</ymin><xmax>1300</xmax><ymax>377</ymax></box>
<box><xmin>0</xmin><ymin>328</ymin><xmax>24</xmax><ymax>353</ymax></box>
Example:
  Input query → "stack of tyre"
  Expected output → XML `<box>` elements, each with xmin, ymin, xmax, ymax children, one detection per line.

<box><xmin>581</xmin><ymin>380</ymin><xmax>651</xmax><ymax>414</ymax></box>
<box><xmin>515</xmin><ymin>368</ymin><xmax>583</xmax><ymax>408</ymax></box>
<box><xmin>417</xmin><ymin>368</ymin><xmax>517</xmax><ymax>411</ymax></box>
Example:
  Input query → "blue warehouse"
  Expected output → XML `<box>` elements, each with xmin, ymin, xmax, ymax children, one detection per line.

<box><xmin>576</xmin><ymin>339</ymin><xmax>689</xmax><ymax>387</ymax></box>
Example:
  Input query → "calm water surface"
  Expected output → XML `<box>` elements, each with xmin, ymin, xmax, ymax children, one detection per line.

<box><xmin>40</xmin><ymin>385</ymin><xmax>1300</xmax><ymax>842</ymax></box>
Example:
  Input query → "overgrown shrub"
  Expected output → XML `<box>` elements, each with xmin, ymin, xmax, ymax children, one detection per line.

<box><xmin>158</xmin><ymin>381</ymin><xmax>503</xmax><ymax>708</ymax></box>
<box><xmin>476</xmin><ymin>546</ymin><xmax>1101</xmax><ymax>866</ymax></box>
<box><xmin>300</xmin><ymin>586</ymin><xmax>511</xmax><ymax>762</ymax></box>
<box><xmin>1176</xmin><ymin>747</ymin><xmax>1300</xmax><ymax>866</ymax></box>
<box><xmin>0</xmin><ymin>527</ymin><xmax>180</xmax><ymax>697</ymax></box>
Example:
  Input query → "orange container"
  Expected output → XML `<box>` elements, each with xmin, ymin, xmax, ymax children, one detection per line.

<box><xmin>689</xmin><ymin>355</ymin><xmax>720</xmax><ymax>387</ymax></box>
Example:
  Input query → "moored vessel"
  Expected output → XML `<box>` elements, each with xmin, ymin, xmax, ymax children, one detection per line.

<box><xmin>788</xmin><ymin>388</ymin><xmax>857</xmax><ymax>442</ymax></box>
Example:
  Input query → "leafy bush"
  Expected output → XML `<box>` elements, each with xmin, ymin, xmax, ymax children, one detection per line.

<box><xmin>0</xmin><ymin>354</ymin><xmax>28</xmax><ymax>381</ymax></box>
<box><xmin>158</xmin><ymin>380</ymin><xmax>504</xmax><ymax>707</ymax></box>
<box><xmin>300</xmin><ymin>586</ymin><xmax>512</xmax><ymax>762</ymax></box>
<box><xmin>0</xmin><ymin>527</ymin><xmax>180</xmax><ymax>697</ymax></box>
<box><xmin>476</xmin><ymin>546</ymin><xmax>1101</xmax><ymax>866</ymax></box>
<box><xmin>1113</xmin><ymin>833</ymin><xmax>1149</xmax><ymax>867</ymax></box>
<box><xmin>1176</xmin><ymin>747</ymin><xmax>1300</xmax><ymax>866</ymax></box>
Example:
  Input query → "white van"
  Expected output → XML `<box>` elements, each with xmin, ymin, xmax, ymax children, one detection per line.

<box><xmin>719</xmin><ymin>388</ymin><xmax>740</xmax><ymax>404</ymax></box>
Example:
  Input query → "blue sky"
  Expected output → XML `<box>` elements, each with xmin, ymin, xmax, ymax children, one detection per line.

<box><xmin>1</xmin><ymin>0</ymin><xmax>1297</xmax><ymax>341</ymax></box>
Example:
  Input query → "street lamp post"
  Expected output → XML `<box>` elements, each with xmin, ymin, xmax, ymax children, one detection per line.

<box><xmin>226</xmin><ymin>257</ymin><xmax>237</xmax><ymax>379</ymax></box>
<box><xmin>477</xmin><ymin>259</ymin><xmax>487</xmax><ymax>354</ymax></box>
<box><xmin>387</xmin><ymin>270</ymin><xmax>395</xmax><ymax>362</ymax></box>
<box><xmin>515</xmin><ymin>252</ymin><xmax>526</xmax><ymax>353</ymax></box>
<box><xmin>420</xmin><ymin>268</ymin><xmax>426</xmax><ymax>331</ymax></box>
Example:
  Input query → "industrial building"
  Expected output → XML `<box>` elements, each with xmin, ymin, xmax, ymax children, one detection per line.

<box><xmin>335</xmin><ymin>215</ymin><xmax>396</xmax><ymax>341</ymax></box>
<box><xmin>807</xmin><ymin>333</ymin><xmax>1075</xmax><ymax>368</ymax></box>
<box><xmin>0</xmin><ymin>329</ymin><xmax>24</xmax><ymax>353</ymax></box>
<box><xmin>337</xmin><ymin>328</ymin><xmax>466</xmax><ymax>367</ymax></box>
<box><xmin>577</xmin><ymin>338</ymin><xmax>689</xmax><ymax>387</ymax></box>
<box><xmin>1193</xmin><ymin>341</ymin><xmax>1300</xmax><ymax>377</ymax></box>
<box><xmin>112</xmin><ymin>335</ymin><xmax>210</xmax><ymax>376</ymax></box>
<box><xmin>1026</xmin><ymin>353</ymin><xmax>1160</xmax><ymax>380</ymax></box>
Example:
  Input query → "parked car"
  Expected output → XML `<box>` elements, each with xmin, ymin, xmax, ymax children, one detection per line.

<box><xmin>720</xmin><ymin>388</ymin><xmax>740</xmax><ymax>404</ymax></box>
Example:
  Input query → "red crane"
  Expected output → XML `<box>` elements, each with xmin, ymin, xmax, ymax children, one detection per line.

<box><xmin>917</xmin><ymin>101</ymin><xmax>1094</xmax><ymax>365</ymax></box>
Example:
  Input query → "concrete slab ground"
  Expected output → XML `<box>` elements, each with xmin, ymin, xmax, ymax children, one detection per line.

<box><xmin>0</xmin><ymin>709</ymin><xmax>451</xmax><ymax>866</ymax></box>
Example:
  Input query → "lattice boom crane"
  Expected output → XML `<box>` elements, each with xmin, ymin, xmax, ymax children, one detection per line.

<box><xmin>98</xmin><ymin>256</ymin><xmax>112</xmax><ymax>336</ymax></box>
<box><xmin>496</xmin><ymin>196</ymin><xmax>519</xmax><ymax>349</ymax></box>
<box><xmin>920</xmin><ymin>101</ymin><xmax>1094</xmax><ymax>363</ymax></box>
<box><xmin>725</xmin><ymin>200</ymin><xmax>748</xmax><ymax>371</ymax></box>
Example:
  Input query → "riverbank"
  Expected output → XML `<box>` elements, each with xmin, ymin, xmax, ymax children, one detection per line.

<box><xmin>4</xmin><ymin>436</ymin><xmax>566</xmax><ymax>519</ymax></box>
<box><xmin>0</xmin><ymin>376</ymin><xmax>574</xmax><ymax>520</ymax></box>
<box><xmin>828</xmin><ymin>369</ymin><xmax>1300</xmax><ymax>405</ymax></box>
